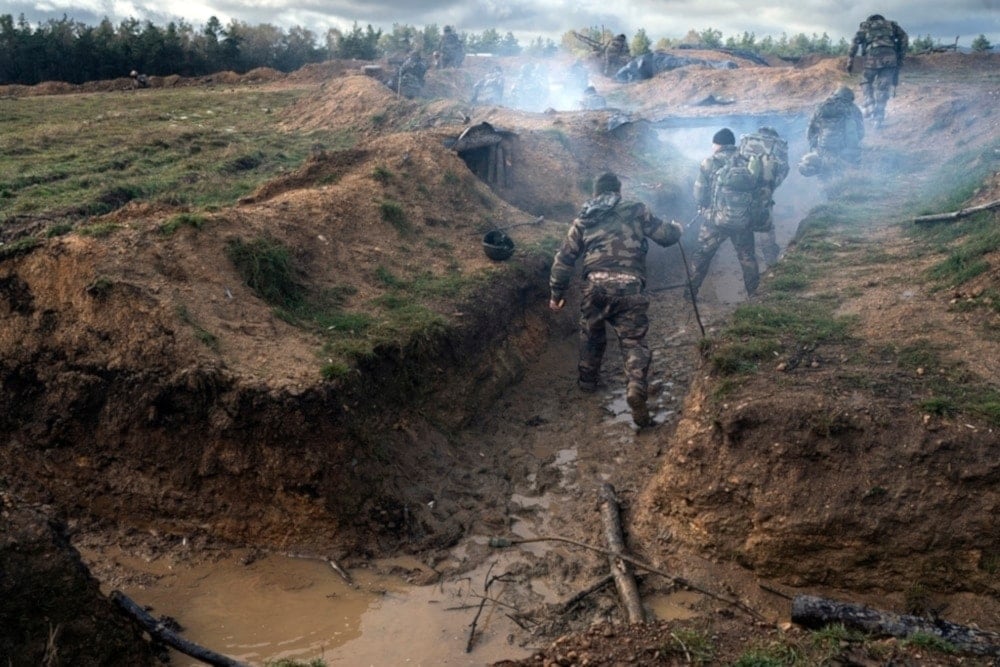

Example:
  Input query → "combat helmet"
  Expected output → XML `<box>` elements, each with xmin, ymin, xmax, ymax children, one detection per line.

<box><xmin>833</xmin><ymin>85</ymin><xmax>855</xmax><ymax>101</ymax></box>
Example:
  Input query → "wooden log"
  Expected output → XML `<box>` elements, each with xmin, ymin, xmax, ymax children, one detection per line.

<box><xmin>111</xmin><ymin>591</ymin><xmax>250</xmax><ymax>667</ymax></box>
<box><xmin>913</xmin><ymin>198</ymin><xmax>1000</xmax><ymax>224</ymax></box>
<box><xmin>791</xmin><ymin>594</ymin><xmax>1000</xmax><ymax>657</ymax></box>
<box><xmin>599</xmin><ymin>483</ymin><xmax>645</xmax><ymax>624</ymax></box>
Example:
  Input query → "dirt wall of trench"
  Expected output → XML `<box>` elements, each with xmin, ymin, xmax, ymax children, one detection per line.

<box><xmin>0</xmin><ymin>236</ymin><xmax>555</xmax><ymax>556</ymax></box>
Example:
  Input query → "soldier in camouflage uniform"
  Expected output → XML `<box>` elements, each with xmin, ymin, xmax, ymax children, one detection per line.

<box><xmin>740</xmin><ymin>126</ymin><xmax>789</xmax><ymax>266</ymax></box>
<box><xmin>603</xmin><ymin>34</ymin><xmax>631</xmax><ymax>77</ymax></box>
<box><xmin>688</xmin><ymin>128</ymin><xmax>761</xmax><ymax>300</ymax></box>
<box><xmin>437</xmin><ymin>26</ymin><xmax>465</xmax><ymax>68</ymax></box>
<box><xmin>848</xmin><ymin>14</ymin><xmax>908</xmax><ymax>128</ymax></box>
<box><xmin>396</xmin><ymin>50</ymin><xmax>427</xmax><ymax>98</ymax></box>
<box><xmin>549</xmin><ymin>172</ymin><xmax>682</xmax><ymax>428</ymax></box>
<box><xmin>797</xmin><ymin>86</ymin><xmax>865</xmax><ymax>179</ymax></box>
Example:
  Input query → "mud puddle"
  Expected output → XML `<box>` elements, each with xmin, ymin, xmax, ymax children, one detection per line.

<box><xmin>90</xmin><ymin>541</ymin><xmax>708</xmax><ymax>666</ymax></box>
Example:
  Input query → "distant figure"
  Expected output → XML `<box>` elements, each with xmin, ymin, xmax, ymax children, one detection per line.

<box><xmin>688</xmin><ymin>128</ymin><xmax>762</xmax><ymax>300</ymax></box>
<box><xmin>548</xmin><ymin>171</ymin><xmax>683</xmax><ymax>428</ymax></box>
<box><xmin>848</xmin><ymin>14</ymin><xmax>908</xmax><ymax>127</ymax></box>
<box><xmin>130</xmin><ymin>70</ymin><xmax>149</xmax><ymax>89</ymax></box>
<box><xmin>568</xmin><ymin>59</ymin><xmax>589</xmax><ymax>95</ymax></box>
<box><xmin>510</xmin><ymin>63</ymin><xmax>549</xmax><ymax>111</ymax></box>
<box><xmin>739</xmin><ymin>126</ymin><xmax>790</xmax><ymax>266</ymax></box>
<box><xmin>471</xmin><ymin>66</ymin><xmax>504</xmax><ymax>105</ymax></box>
<box><xmin>437</xmin><ymin>26</ymin><xmax>465</xmax><ymax>68</ymax></box>
<box><xmin>579</xmin><ymin>85</ymin><xmax>607</xmax><ymax>110</ymax></box>
<box><xmin>396</xmin><ymin>50</ymin><xmax>427</xmax><ymax>98</ymax></box>
<box><xmin>603</xmin><ymin>33</ymin><xmax>631</xmax><ymax>77</ymax></box>
<box><xmin>797</xmin><ymin>86</ymin><xmax>865</xmax><ymax>179</ymax></box>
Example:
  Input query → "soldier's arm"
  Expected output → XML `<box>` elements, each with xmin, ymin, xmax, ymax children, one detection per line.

<box><xmin>549</xmin><ymin>222</ymin><xmax>585</xmax><ymax>303</ymax></box>
<box><xmin>693</xmin><ymin>158</ymin><xmax>714</xmax><ymax>209</ymax></box>
<box><xmin>631</xmin><ymin>203</ymin><xmax>681</xmax><ymax>247</ymax></box>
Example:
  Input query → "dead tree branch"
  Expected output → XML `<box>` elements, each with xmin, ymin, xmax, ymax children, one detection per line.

<box><xmin>599</xmin><ymin>483</ymin><xmax>645</xmax><ymax>623</ymax></box>
<box><xmin>792</xmin><ymin>594</ymin><xmax>1000</xmax><ymax>657</ymax></box>
<box><xmin>913</xmin><ymin>198</ymin><xmax>1000</xmax><ymax>224</ymax></box>
<box><xmin>489</xmin><ymin>535</ymin><xmax>763</xmax><ymax>620</ymax></box>
<box><xmin>559</xmin><ymin>574</ymin><xmax>615</xmax><ymax>614</ymax></box>
<box><xmin>111</xmin><ymin>590</ymin><xmax>249</xmax><ymax>667</ymax></box>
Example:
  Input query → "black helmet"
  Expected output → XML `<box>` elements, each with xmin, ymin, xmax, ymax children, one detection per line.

<box><xmin>482</xmin><ymin>229</ymin><xmax>515</xmax><ymax>261</ymax></box>
<box><xmin>867</xmin><ymin>14</ymin><xmax>885</xmax><ymax>21</ymax></box>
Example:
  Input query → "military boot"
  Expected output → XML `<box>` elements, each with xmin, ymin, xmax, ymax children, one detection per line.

<box><xmin>626</xmin><ymin>386</ymin><xmax>653</xmax><ymax>428</ymax></box>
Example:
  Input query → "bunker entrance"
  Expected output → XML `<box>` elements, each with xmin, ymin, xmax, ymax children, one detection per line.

<box><xmin>448</xmin><ymin>121</ymin><xmax>515</xmax><ymax>188</ymax></box>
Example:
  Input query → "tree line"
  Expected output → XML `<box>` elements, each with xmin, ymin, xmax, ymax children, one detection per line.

<box><xmin>0</xmin><ymin>13</ymin><xmax>992</xmax><ymax>87</ymax></box>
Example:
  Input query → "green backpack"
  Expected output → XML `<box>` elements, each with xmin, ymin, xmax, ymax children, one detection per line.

<box><xmin>739</xmin><ymin>132</ymin><xmax>788</xmax><ymax>232</ymax></box>
<box><xmin>711</xmin><ymin>151</ymin><xmax>761</xmax><ymax>231</ymax></box>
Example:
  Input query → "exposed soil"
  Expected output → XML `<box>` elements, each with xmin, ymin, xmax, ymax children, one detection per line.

<box><xmin>1</xmin><ymin>50</ymin><xmax>999</xmax><ymax>665</ymax></box>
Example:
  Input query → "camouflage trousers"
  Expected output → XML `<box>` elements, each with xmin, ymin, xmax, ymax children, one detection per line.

<box><xmin>578</xmin><ymin>278</ymin><xmax>651</xmax><ymax>396</ymax></box>
<box><xmin>688</xmin><ymin>222</ymin><xmax>759</xmax><ymax>298</ymax></box>
<box><xmin>861</xmin><ymin>66</ymin><xmax>896</xmax><ymax>123</ymax></box>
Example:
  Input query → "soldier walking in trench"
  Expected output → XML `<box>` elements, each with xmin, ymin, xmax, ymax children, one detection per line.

<box><xmin>847</xmin><ymin>13</ymin><xmax>908</xmax><ymax>128</ymax></box>
<box><xmin>548</xmin><ymin>172</ymin><xmax>683</xmax><ymax>428</ymax></box>
<box><xmin>687</xmin><ymin>128</ymin><xmax>762</xmax><ymax>302</ymax></box>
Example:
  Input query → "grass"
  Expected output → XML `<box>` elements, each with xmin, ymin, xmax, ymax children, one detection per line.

<box><xmin>0</xmin><ymin>86</ymin><xmax>354</xmax><ymax>232</ymax></box>
<box><xmin>710</xmin><ymin>297</ymin><xmax>854</xmax><ymax>376</ymax></box>
<box><xmin>159</xmin><ymin>212</ymin><xmax>209</xmax><ymax>235</ymax></box>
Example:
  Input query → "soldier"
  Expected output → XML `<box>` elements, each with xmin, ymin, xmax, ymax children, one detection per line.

<box><xmin>848</xmin><ymin>14</ymin><xmax>908</xmax><ymax>127</ymax></box>
<box><xmin>603</xmin><ymin>33</ymin><xmax>630</xmax><ymax>77</ymax></box>
<box><xmin>396</xmin><ymin>50</ymin><xmax>427</xmax><ymax>98</ymax></box>
<box><xmin>579</xmin><ymin>85</ymin><xmax>607</xmax><ymax>110</ymax></box>
<box><xmin>471</xmin><ymin>66</ymin><xmax>504</xmax><ymax>105</ymax></box>
<box><xmin>437</xmin><ymin>26</ymin><xmax>465</xmax><ymax>68</ymax></box>
<box><xmin>688</xmin><ymin>128</ymin><xmax>762</xmax><ymax>301</ymax></box>
<box><xmin>549</xmin><ymin>172</ymin><xmax>683</xmax><ymax>428</ymax></box>
<box><xmin>797</xmin><ymin>86</ymin><xmax>865</xmax><ymax>179</ymax></box>
<box><xmin>129</xmin><ymin>70</ymin><xmax>150</xmax><ymax>89</ymax></box>
<box><xmin>510</xmin><ymin>63</ymin><xmax>549</xmax><ymax>111</ymax></box>
<box><xmin>739</xmin><ymin>126</ymin><xmax>789</xmax><ymax>266</ymax></box>
<box><xmin>568</xmin><ymin>59</ymin><xmax>589</xmax><ymax>96</ymax></box>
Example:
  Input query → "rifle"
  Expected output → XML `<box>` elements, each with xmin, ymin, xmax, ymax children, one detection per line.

<box><xmin>846</xmin><ymin>56</ymin><xmax>854</xmax><ymax>74</ymax></box>
<box><xmin>892</xmin><ymin>64</ymin><xmax>899</xmax><ymax>97</ymax></box>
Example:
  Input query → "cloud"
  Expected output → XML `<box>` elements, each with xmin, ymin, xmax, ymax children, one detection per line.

<box><xmin>7</xmin><ymin>0</ymin><xmax>999</xmax><ymax>47</ymax></box>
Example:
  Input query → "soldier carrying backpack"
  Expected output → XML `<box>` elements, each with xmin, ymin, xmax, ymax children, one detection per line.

<box><xmin>687</xmin><ymin>128</ymin><xmax>762</xmax><ymax>301</ymax></box>
<box><xmin>847</xmin><ymin>14</ymin><xmax>908</xmax><ymax>127</ymax></box>
<box><xmin>739</xmin><ymin>126</ymin><xmax>789</xmax><ymax>264</ymax></box>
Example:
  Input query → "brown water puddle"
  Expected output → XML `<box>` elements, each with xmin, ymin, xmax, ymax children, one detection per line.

<box><xmin>87</xmin><ymin>546</ymin><xmax>537</xmax><ymax>666</ymax></box>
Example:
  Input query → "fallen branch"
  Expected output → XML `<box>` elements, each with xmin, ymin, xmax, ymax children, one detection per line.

<box><xmin>559</xmin><ymin>574</ymin><xmax>614</xmax><ymax>614</ymax></box>
<box><xmin>791</xmin><ymin>594</ymin><xmax>1000</xmax><ymax>657</ymax></box>
<box><xmin>599</xmin><ymin>483</ymin><xmax>645</xmax><ymax>623</ymax></box>
<box><xmin>326</xmin><ymin>557</ymin><xmax>355</xmax><ymax>587</ymax></box>
<box><xmin>489</xmin><ymin>535</ymin><xmax>763</xmax><ymax>620</ymax></box>
<box><xmin>110</xmin><ymin>590</ymin><xmax>249</xmax><ymax>667</ymax></box>
<box><xmin>913</xmin><ymin>198</ymin><xmax>1000</xmax><ymax>224</ymax></box>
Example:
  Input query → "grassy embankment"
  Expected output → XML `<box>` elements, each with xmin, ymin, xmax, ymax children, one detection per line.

<box><xmin>705</xmin><ymin>140</ymin><xmax>1000</xmax><ymax>426</ymax></box>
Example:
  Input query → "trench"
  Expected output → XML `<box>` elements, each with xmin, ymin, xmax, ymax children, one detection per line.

<box><xmin>78</xmin><ymin>112</ymin><xmax>823</xmax><ymax>665</ymax></box>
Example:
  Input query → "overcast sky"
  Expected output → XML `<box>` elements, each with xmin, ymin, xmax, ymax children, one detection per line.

<box><xmin>7</xmin><ymin>0</ymin><xmax>999</xmax><ymax>48</ymax></box>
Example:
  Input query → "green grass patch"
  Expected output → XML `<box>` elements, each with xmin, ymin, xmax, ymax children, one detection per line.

<box><xmin>159</xmin><ymin>212</ymin><xmax>208</xmax><ymax>235</ymax></box>
<box><xmin>900</xmin><ymin>632</ymin><xmax>957</xmax><ymax>654</ymax></box>
<box><xmin>372</xmin><ymin>164</ymin><xmax>392</xmax><ymax>183</ymax></box>
<box><xmin>379</xmin><ymin>199</ymin><xmax>410</xmax><ymax>233</ymax></box>
<box><xmin>226</xmin><ymin>236</ymin><xmax>304</xmax><ymax>309</ymax></box>
<box><xmin>0</xmin><ymin>236</ymin><xmax>41</xmax><ymax>260</ymax></box>
<box><xmin>709</xmin><ymin>297</ymin><xmax>854</xmax><ymax>376</ymax></box>
<box><xmin>0</xmin><ymin>87</ymin><xmax>354</xmax><ymax>225</ymax></box>
<box><xmin>76</xmin><ymin>222</ymin><xmax>122</xmax><ymax>237</ymax></box>
<box><xmin>895</xmin><ymin>340</ymin><xmax>1000</xmax><ymax>425</ymax></box>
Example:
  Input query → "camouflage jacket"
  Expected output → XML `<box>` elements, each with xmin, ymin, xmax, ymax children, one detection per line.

<box><xmin>807</xmin><ymin>97</ymin><xmax>865</xmax><ymax>153</ymax></box>
<box><xmin>849</xmin><ymin>18</ymin><xmax>908</xmax><ymax>66</ymax></box>
<box><xmin>549</xmin><ymin>193</ymin><xmax>681</xmax><ymax>300</ymax></box>
<box><xmin>693</xmin><ymin>145</ymin><xmax>738</xmax><ymax>210</ymax></box>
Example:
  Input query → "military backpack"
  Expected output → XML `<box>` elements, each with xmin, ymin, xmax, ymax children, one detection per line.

<box><xmin>711</xmin><ymin>151</ymin><xmax>761</xmax><ymax>231</ymax></box>
<box><xmin>739</xmin><ymin>132</ymin><xmax>789</xmax><ymax>232</ymax></box>
<box><xmin>862</xmin><ymin>18</ymin><xmax>899</xmax><ymax>50</ymax></box>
